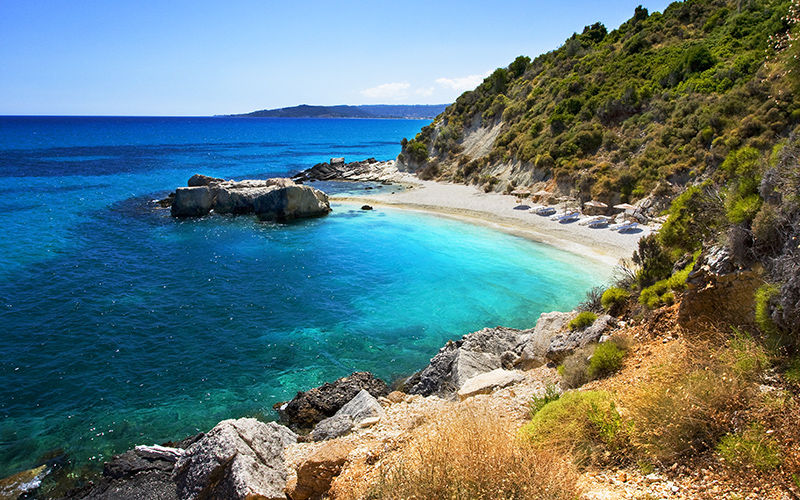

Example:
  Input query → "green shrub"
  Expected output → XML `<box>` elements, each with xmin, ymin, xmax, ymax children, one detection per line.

<box><xmin>588</xmin><ymin>341</ymin><xmax>627</xmax><ymax>379</ymax></box>
<box><xmin>569</xmin><ymin>311</ymin><xmax>598</xmax><ymax>331</ymax></box>
<box><xmin>601</xmin><ymin>287</ymin><xmax>630</xmax><ymax>314</ymax></box>
<box><xmin>717</xmin><ymin>424</ymin><xmax>782</xmax><ymax>471</ymax></box>
<box><xmin>520</xmin><ymin>390</ymin><xmax>627</xmax><ymax>465</ymax></box>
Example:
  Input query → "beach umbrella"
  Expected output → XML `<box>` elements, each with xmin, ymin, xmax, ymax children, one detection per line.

<box><xmin>613</xmin><ymin>203</ymin><xmax>637</xmax><ymax>210</ymax></box>
<box><xmin>510</xmin><ymin>189</ymin><xmax>531</xmax><ymax>196</ymax></box>
<box><xmin>532</xmin><ymin>190</ymin><xmax>552</xmax><ymax>197</ymax></box>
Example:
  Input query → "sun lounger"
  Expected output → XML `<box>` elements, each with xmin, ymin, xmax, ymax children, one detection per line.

<box><xmin>588</xmin><ymin>217</ymin><xmax>610</xmax><ymax>228</ymax></box>
<box><xmin>611</xmin><ymin>221</ymin><xmax>639</xmax><ymax>232</ymax></box>
<box><xmin>552</xmin><ymin>211</ymin><xmax>579</xmax><ymax>222</ymax></box>
<box><xmin>531</xmin><ymin>206</ymin><xmax>556</xmax><ymax>216</ymax></box>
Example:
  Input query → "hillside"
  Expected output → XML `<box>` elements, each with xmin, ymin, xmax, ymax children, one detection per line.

<box><xmin>399</xmin><ymin>0</ymin><xmax>797</xmax><ymax>204</ymax></box>
<box><xmin>232</xmin><ymin>104</ymin><xmax>448</xmax><ymax>119</ymax></box>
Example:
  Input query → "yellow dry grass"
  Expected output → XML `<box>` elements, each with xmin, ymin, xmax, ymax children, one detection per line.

<box><xmin>332</xmin><ymin>404</ymin><xmax>582</xmax><ymax>500</ymax></box>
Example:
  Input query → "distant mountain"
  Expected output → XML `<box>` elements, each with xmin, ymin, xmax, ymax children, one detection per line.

<box><xmin>230</xmin><ymin>104</ymin><xmax>449</xmax><ymax>119</ymax></box>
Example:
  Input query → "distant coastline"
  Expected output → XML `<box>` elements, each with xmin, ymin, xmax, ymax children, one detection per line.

<box><xmin>225</xmin><ymin>103</ymin><xmax>449</xmax><ymax>119</ymax></box>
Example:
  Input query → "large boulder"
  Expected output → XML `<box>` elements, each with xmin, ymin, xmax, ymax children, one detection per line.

<box><xmin>406</xmin><ymin>326</ymin><xmax>530</xmax><ymax>398</ymax></box>
<box><xmin>515</xmin><ymin>311</ymin><xmax>575</xmax><ymax>369</ymax></box>
<box><xmin>172</xmin><ymin>418</ymin><xmax>297</xmax><ymax>500</ymax></box>
<box><xmin>277</xmin><ymin>372</ymin><xmax>389</xmax><ymax>429</ymax></box>
<box><xmin>171</xmin><ymin>186</ymin><xmax>213</xmax><ymax>217</ymax></box>
<box><xmin>457</xmin><ymin>368</ymin><xmax>525</xmax><ymax>400</ymax></box>
<box><xmin>310</xmin><ymin>389</ymin><xmax>385</xmax><ymax>441</ymax></box>
<box><xmin>253</xmin><ymin>184</ymin><xmax>331</xmax><ymax>222</ymax></box>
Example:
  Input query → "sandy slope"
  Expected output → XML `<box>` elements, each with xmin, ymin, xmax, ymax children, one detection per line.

<box><xmin>333</xmin><ymin>175</ymin><xmax>653</xmax><ymax>267</ymax></box>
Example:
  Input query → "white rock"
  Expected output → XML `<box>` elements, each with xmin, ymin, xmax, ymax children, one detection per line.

<box><xmin>457</xmin><ymin>368</ymin><xmax>525</xmax><ymax>400</ymax></box>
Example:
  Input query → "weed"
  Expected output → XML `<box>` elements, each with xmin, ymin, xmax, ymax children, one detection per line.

<box><xmin>717</xmin><ymin>423</ymin><xmax>782</xmax><ymax>471</ymax></box>
<box><xmin>569</xmin><ymin>311</ymin><xmax>598</xmax><ymax>330</ymax></box>
<box><xmin>529</xmin><ymin>382</ymin><xmax>561</xmax><ymax>417</ymax></box>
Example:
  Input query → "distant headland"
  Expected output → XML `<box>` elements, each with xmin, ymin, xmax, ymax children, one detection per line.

<box><xmin>225</xmin><ymin>104</ymin><xmax>449</xmax><ymax>119</ymax></box>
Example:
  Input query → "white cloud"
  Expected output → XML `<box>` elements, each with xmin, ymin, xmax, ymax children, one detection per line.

<box><xmin>416</xmin><ymin>87</ymin><xmax>435</xmax><ymax>97</ymax></box>
<box><xmin>435</xmin><ymin>73</ymin><xmax>489</xmax><ymax>92</ymax></box>
<box><xmin>360</xmin><ymin>82</ymin><xmax>411</xmax><ymax>99</ymax></box>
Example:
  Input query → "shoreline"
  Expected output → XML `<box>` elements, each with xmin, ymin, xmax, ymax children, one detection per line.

<box><xmin>332</xmin><ymin>175</ymin><xmax>652</xmax><ymax>268</ymax></box>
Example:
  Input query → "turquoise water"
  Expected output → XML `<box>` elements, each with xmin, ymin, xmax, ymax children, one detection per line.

<box><xmin>0</xmin><ymin>117</ymin><xmax>610</xmax><ymax>477</ymax></box>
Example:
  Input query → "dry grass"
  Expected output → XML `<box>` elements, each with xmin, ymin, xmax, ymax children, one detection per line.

<box><xmin>619</xmin><ymin>329</ymin><xmax>765</xmax><ymax>463</ymax></box>
<box><xmin>335</xmin><ymin>405</ymin><xmax>582</xmax><ymax>500</ymax></box>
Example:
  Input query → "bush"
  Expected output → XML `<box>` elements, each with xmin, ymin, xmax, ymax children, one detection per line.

<box><xmin>601</xmin><ymin>287</ymin><xmax>630</xmax><ymax>314</ymax></box>
<box><xmin>717</xmin><ymin>424</ymin><xmax>782</xmax><ymax>471</ymax></box>
<box><xmin>520</xmin><ymin>390</ymin><xmax>627</xmax><ymax>466</ymax></box>
<box><xmin>633</xmin><ymin>234</ymin><xmax>675</xmax><ymax>288</ymax></box>
<box><xmin>569</xmin><ymin>311</ymin><xmax>598</xmax><ymax>331</ymax></box>
<box><xmin>755</xmin><ymin>283</ymin><xmax>780</xmax><ymax>337</ymax></box>
<box><xmin>588</xmin><ymin>341</ymin><xmax>627</xmax><ymax>379</ymax></box>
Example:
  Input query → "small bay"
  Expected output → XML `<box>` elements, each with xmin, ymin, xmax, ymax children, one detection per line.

<box><xmin>0</xmin><ymin>117</ymin><xmax>610</xmax><ymax>476</ymax></box>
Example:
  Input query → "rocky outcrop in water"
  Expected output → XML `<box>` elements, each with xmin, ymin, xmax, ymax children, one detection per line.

<box><xmin>276</xmin><ymin>372</ymin><xmax>389</xmax><ymax>429</ymax></box>
<box><xmin>168</xmin><ymin>176</ymin><xmax>331</xmax><ymax>221</ymax></box>
<box><xmin>291</xmin><ymin>157</ymin><xmax>403</xmax><ymax>183</ymax></box>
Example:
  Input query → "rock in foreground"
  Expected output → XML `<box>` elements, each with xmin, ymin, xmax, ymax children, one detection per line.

<box><xmin>169</xmin><ymin>176</ymin><xmax>331</xmax><ymax>221</ymax></box>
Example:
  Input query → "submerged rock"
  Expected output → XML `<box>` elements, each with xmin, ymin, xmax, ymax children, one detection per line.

<box><xmin>0</xmin><ymin>465</ymin><xmax>48</xmax><ymax>500</ymax></box>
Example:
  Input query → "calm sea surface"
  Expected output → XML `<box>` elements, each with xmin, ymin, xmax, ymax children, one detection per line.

<box><xmin>0</xmin><ymin>116</ymin><xmax>611</xmax><ymax>476</ymax></box>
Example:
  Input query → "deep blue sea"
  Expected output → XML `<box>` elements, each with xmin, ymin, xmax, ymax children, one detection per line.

<box><xmin>0</xmin><ymin>116</ymin><xmax>611</xmax><ymax>477</ymax></box>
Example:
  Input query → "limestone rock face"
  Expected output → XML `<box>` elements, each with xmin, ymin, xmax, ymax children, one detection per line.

<box><xmin>458</xmin><ymin>368</ymin><xmax>525</xmax><ymax>400</ymax></box>
<box><xmin>172</xmin><ymin>418</ymin><xmax>297</xmax><ymax>500</ymax></box>
<box><xmin>278</xmin><ymin>372</ymin><xmax>389</xmax><ymax>429</ymax></box>
<box><xmin>171</xmin><ymin>186</ymin><xmax>213</xmax><ymax>217</ymax></box>
<box><xmin>516</xmin><ymin>311</ymin><xmax>575</xmax><ymax>369</ymax></box>
<box><xmin>406</xmin><ymin>326</ymin><xmax>531</xmax><ymax>398</ymax></box>
<box><xmin>286</xmin><ymin>440</ymin><xmax>355</xmax><ymax>500</ymax></box>
<box><xmin>545</xmin><ymin>315</ymin><xmax>616</xmax><ymax>364</ymax></box>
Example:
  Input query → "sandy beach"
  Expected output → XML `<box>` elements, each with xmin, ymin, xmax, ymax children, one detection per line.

<box><xmin>332</xmin><ymin>174</ymin><xmax>653</xmax><ymax>268</ymax></box>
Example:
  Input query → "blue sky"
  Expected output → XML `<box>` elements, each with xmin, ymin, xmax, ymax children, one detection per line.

<box><xmin>1</xmin><ymin>0</ymin><xmax>674</xmax><ymax>116</ymax></box>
